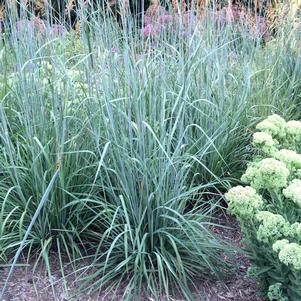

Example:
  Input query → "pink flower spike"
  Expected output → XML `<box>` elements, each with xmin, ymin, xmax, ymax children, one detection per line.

<box><xmin>143</xmin><ymin>24</ymin><xmax>157</xmax><ymax>38</ymax></box>
<box><xmin>158</xmin><ymin>14</ymin><xmax>173</xmax><ymax>25</ymax></box>
<box><xmin>111</xmin><ymin>47</ymin><xmax>119</xmax><ymax>53</ymax></box>
<box><xmin>49</xmin><ymin>24</ymin><xmax>65</xmax><ymax>36</ymax></box>
<box><xmin>144</xmin><ymin>16</ymin><xmax>152</xmax><ymax>26</ymax></box>
<box><xmin>15</xmin><ymin>19</ymin><xmax>31</xmax><ymax>33</ymax></box>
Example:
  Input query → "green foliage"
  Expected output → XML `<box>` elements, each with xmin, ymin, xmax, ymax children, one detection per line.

<box><xmin>268</xmin><ymin>282</ymin><xmax>288</xmax><ymax>301</ymax></box>
<box><xmin>225</xmin><ymin>114</ymin><xmax>301</xmax><ymax>301</ymax></box>
<box><xmin>0</xmin><ymin>6</ymin><xmax>301</xmax><ymax>300</ymax></box>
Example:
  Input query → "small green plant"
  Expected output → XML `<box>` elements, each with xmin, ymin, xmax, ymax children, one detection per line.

<box><xmin>225</xmin><ymin>114</ymin><xmax>301</xmax><ymax>301</ymax></box>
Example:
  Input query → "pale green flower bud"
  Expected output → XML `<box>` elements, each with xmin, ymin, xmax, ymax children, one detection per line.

<box><xmin>225</xmin><ymin>186</ymin><xmax>263</xmax><ymax>219</ymax></box>
<box><xmin>286</xmin><ymin>120</ymin><xmax>301</xmax><ymax>137</ymax></box>
<box><xmin>278</xmin><ymin>242</ymin><xmax>301</xmax><ymax>270</ymax></box>
<box><xmin>247</xmin><ymin>266</ymin><xmax>260</xmax><ymax>277</ymax></box>
<box><xmin>290</xmin><ymin>223</ymin><xmax>301</xmax><ymax>241</ymax></box>
<box><xmin>256</xmin><ymin>114</ymin><xmax>286</xmax><ymax>139</ymax></box>
<box><xmin>274</xmin><ymin>149</ymin><xmax>301</xmax><ymax>171</ymax></box>
<box><xmin>283</xmin><ymin>179</ymin><xmax>301</xmax><ymax>207</ymax></box>
<box><xmin>241</xmin><ymin>158</ymin><xmax>290</xmax><ymax>190</ymax></box>
<box><xmin>276</xmin><ymin>119</ymin><xmax>301</xmax><ymax>150</ymax></box>
<box><xmin>253</xmin><ymin>132</ymin><xmax>277</xmax><ymax>155</ymax></box>
<box><xmin>272</xmin><ymin>239</ymin><xmax>290</xmax><ymax>253</ymax></box>
<box><xmin>256</xmin><ymin>212</ymin><xmax>290</xmax><ymax>243</ymax></box>
<box><xmin>256</xmin><ymin>120</ymin><xmax>278</xmax><ymax>136</ymax></box>
<box><xmin>267</xmin><ymin>283</ymin><xmax>288</xmax><ymax>301</ymax></box>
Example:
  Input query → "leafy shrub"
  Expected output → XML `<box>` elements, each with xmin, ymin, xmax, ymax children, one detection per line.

<box><xmin>225</xmin><ymin>114</ymin><xmax>301</xmax><ymax>301</ymax></box>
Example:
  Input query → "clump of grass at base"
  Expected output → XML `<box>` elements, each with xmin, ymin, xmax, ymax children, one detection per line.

<box><xmin>76</xmin><ymin>149</ymin><xmax>228</xmax><ymax>300</ymax></box>
<box><xmin>70</xmin><ymin>69</ymin><xmax>230</xmax><ymax>298</ymax></box>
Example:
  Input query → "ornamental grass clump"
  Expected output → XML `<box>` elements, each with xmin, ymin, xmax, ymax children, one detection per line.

<box><xmin>225</xmin><ymin>114</ymin><xmax>301</xmax><ymax>301</ymax></box>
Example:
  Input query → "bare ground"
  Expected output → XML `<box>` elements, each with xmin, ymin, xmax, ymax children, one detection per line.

<box><xmin>0</xmin><ymin>215</ymin><xmax>263</xmax><ymax>301</ymax></box>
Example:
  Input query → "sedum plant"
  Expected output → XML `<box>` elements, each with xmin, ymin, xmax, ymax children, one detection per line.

<box><xmin>225</xmin><ymin>114</ymin><xmax>301</xmax><ymax>301</ymax></box>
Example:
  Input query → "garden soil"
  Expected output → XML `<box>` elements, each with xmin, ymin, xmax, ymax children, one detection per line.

<box><xmin>0</xmin><ymin>215</ymin><xmax>262</xmax><ymax>301</ymax></box>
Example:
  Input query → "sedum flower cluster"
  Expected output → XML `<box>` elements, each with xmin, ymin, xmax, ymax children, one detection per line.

<box><xmin>256</xmin><ymin>114</ymin><xmax>287</xmax><ymax>140</ymax></box>
<box><xmin>272</xmin><ymin>239</ymin><xmax>290</xmax><ymax>253</ymax></box>
<box><xmin>283</xmin><ymin>179</ymin><xmax>301</xmax><ymax>207</ymax></box>
<box><xmin>226</xmin><ymin>114</ymin><xmax>301</xmax><ymax>301</ymax></box>
<box><xmin>267</xmin><ymin>283</ymin><xmax>288</xmax><ymax>301</ymax></box>
<box><xmin>290</xmin><ymin>223</ymin><xmax>301</xmax><ymax>241</ymax></box>
<box><xmin>225</xmin><ymin>186</ymin><xmax>263</xmax><ymax>219</ymax></box>
<box><xmin>241</xmin><ymin>158</ymin><xmax>289</xmax><ymax>190</ymax></box>
<box><xmin>252</xmin><ymin>131</ymin><xmax>277</xmax><ymax>155</ymax></box>
<box><xmin>254</xmin><ymin>114</ymin><xmax>301</xmax><ymax>151</ymax></box>
<box><xmin>286</xmin><ymin>120</ymin><xmax>301</xmax><ymax>147</ymax></box>
<box><xmin>256</xmin><ymin>211</ymin><xmax>290</xmax><ymax>243</ymax></box>
<box><xmin>274</xmin><ymin>149</ymin><xmax>301</xmax><ymax>172</ymax></box>
<box><xmin>273</xmin><ymin>240</ymin><xmax>301</xmax><ymax>270</ymax></box>
<box><xmin>286</xmin><ymin>120</ymin><xmax>301</xmax><ymax>137</ymax></box>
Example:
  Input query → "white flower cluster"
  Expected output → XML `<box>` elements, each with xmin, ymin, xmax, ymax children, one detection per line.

<box><xmin>256</xmin><ymin>211</ymin><xmax>290</xmax><ymax>243</ymax></box>
<box><xmin>286</xmin><ymin>120</ymin><xmax>301</xmax><ymax>146</ymax></box>
<box><xmin>283</xmin><ymin>179</ymin><xmax>301</xmax><ymax>207</ymax></box>
<box><xmin>273</xmin><ymin>240</ymin><xmax>301</xmax><ymax>270</ymax></box>
<box><xmin>256</xmin><ymin>114</ymin><xmax>286</xmax><ymax>139</ymax></box>
<box><xmin>254</xmin><ymin>114</ymin><xmax>301</xmax><ymax>152</ymax></box>
<box><xmin>286</xmin><ymin>120</ymin><xmax>301</xmax><ymax>136</ymax></box>
<box><xmin>252</xmin><ymin>132</ymin><xmax>276</xmax><ymax>155</ymax></box>
<box><xmin>290</xmin><ymin>222</ymin><xmax>301</xmax><ymax>241</ymax></box>
<box><xmin>241</xmin><ymin>158</ymin><xmax>290</xmax><ymax>190</ymax></box>
<box><xmin>225</xmin><ymin>186</ymin><xmax>263</xmax><ymax>219</ymax></box>
<box><xmin>274</xmin><ymin>149</ymin><xmax>301</xmax><ymax>171</ymax></box>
